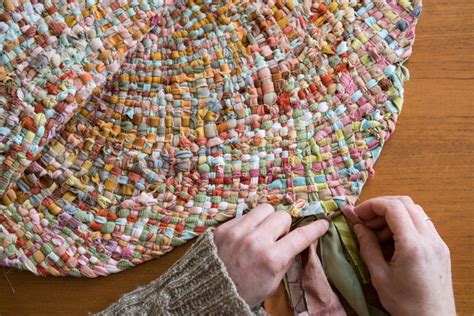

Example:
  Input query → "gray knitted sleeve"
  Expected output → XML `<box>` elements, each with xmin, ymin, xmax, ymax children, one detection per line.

<box><xmin>95</xmin><ymin>229</ymin><xmax>254</xmax><ymax>315</ymax></box>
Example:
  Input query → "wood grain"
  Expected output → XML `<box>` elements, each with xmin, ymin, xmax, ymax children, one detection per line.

<box><xmin>1</xmin><ymin>1</ymin><xmax>473</xmax><ymax>315</ymax></box>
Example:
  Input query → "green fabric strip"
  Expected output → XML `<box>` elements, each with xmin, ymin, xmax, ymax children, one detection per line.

<box><xmin>320</xmin><ymin>222</ymin><xmax>370</xmax><ymax>316</ymax></box>
<box><xmin>332</xmin><ymin>215</ymin><xmax>370</xmax><ymax>284</ymax></box>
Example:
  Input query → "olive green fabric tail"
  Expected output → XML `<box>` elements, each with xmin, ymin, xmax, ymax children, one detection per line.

<box><xmin>283</xmin><ymin>215</ymin><xmax>386</xmax><ymax>315</ymax></box>
<box><xmin>320</xmin><ymin>222</ymin><xmax>370</xmax><ymax>316</ymax></box>
<box><xmin>332</xmin><ymin>216</ymin><xmax>370</xmax><ymax>284</ymax></box>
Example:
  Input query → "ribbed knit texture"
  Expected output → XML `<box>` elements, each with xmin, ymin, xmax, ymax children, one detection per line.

<box><xmin>95</xmin><ymin>229</ymin><xmax>253</xmax><ymax>315</ymax></box>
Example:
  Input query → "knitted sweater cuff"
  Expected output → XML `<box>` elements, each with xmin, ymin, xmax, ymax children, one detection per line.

<box><xmin>95</xmin><ymin>229</ymin><xmax>254</xmax><ymax>315</ymax></box>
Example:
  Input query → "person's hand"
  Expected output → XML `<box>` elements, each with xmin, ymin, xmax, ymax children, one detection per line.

<box><xmin>213</xmin><ymin>204</ymin><xmax>329</xmax><ymax>308</ymax></box>
<box><xmin>353</xmin><ymin>196</ymin><xmax>455</xmax><ymax>316</ymax></box>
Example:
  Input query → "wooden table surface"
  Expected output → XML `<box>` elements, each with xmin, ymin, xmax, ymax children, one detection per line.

<box><xmin>1</xmin><ymin>1</ymin><xmax>473</xmax><ymax>315</ymax></box>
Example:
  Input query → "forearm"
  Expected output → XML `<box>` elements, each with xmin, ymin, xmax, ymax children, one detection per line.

<box><xmin>95</xmin><ymin>229</ymin><xmax>253</xmax><ymax>315</ymax></box>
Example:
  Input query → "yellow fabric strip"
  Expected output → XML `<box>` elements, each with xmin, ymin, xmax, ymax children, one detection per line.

<box><xmin>333</xmin><ymin>215</ymin><xmax>370</xmax><ymax>283</ymax></box>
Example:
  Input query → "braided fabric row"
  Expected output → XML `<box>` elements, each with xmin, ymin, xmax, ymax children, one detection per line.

<box><xmin>0</xmin><ymin>0</ymin><xmax>421</xmax><ymax>277</ymax></box>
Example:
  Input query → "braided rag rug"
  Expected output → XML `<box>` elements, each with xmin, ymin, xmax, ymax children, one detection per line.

<box><xmin>0</xmin><ymin>0</ymin><xmax>421</xmax><ymax>314</ymax></box>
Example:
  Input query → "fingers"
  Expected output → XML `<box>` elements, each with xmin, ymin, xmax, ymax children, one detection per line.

<box><xmin>365</xmin><ymin>216</ymin><xmax>391</xmax><ymax>241</ymax></box>
<box><xmin>414</xmin><ymin>204</ymin><xmax>438</xmax><ymax>234</ymax></box>
<box><xmin>365</xmin><ymin>216</ymin><xmax>387</xmax><ymax>230</ymax></box>
<box><xmin>239</xmin><ymin>203</ymin><xmax>275</xmax><ymax>228</ymax></box>
<box><xmin>376</xmin><ymin>226</ymin><xmax>393</xmax><ymax>242</ymax></box>
<box><xmin>354</xmin><ymin>197</ymin><xmax>418</xmax><ymax>244</ymax></box>
<box><xmin>363</xmin><ymin>196</ymin><xmax>438</xmax><ymax>237</ymax></box>
<box><xmin>216</xmin><ymin>213</ymin><xmax>243</xmax><ymax>230</ymax></box>
<box><xmin>353</xmin><ymin>224</ymin><xmax>389</xmax><ymax>280</ymax></box>
<box><xmin>258</xmin><ymin>211</ymin><xmax>292</xmax><ymax>240</ymax></box>
<box><xmin>215</xmin><ymin>204</ymin><xmax>276</xmax><ymax>239</ymax></box>
<box><xmin>276</xmin><ymin>220</ymin><xmax>330</xmax><ymax>259</ymax></box>
<box><xmin>385</xmin><ymin>196</ymin><xmax>428</xmax><ymax>233</ymax></box>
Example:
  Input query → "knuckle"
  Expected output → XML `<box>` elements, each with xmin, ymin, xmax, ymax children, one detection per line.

<box><xmin>278</xmin><ymin>210</ymin><xmax>292</xmax><ymax>219</ymax></box>
<box><xmin>392</xmin><ymin>199</ymin><xmax>406</xmax><ymax>209</ymax></box>
<box><xmin>384</xmin><ymin>199</ymin><xmax>405</xmax><ymax>213</ymax></box>
<box><xmin>225</xmin><ymin>229</ymin><xmax>240</xmax><ymax>242</ymax></box>
<box><xmin>415</xmin><ymin>204</ymin><xmax>424</xmax><ymax>212</ymax></box>
<box><xmin>276</xmin><ymin>211</ymin><xmax>292</xmax><ymax>226</ymax></box>
<box><xmin>400</xmin><ymin>196</ymin><xmax>414</xmax><ymax>204</ymax></box>
<box><xmin>259</xmin><ymin>203</ymin><xmax>275</xmax><ymax>213</ymax></box>
<box><xmin>295</xmin><ymin>226</ymin><xmax>314</xmax><ymax>246</ymax></box>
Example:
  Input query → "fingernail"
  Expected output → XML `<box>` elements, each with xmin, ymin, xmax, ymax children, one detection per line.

<box><xmin>318</xmin><ymin>218</ymin><xmax>330</xmax><ymax>230</ymax></box>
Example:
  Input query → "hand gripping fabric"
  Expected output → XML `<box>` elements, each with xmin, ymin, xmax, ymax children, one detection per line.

<box><xmin>0</xmin><ymin>0</ymin><xmax>421</xmax><ymax>312</ymax></box>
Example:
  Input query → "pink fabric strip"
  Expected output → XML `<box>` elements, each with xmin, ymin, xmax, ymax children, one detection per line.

<box><xmin>286</xmin><ymin>241</ymin><xmax>346</xmax><ymax>316</ymax></box>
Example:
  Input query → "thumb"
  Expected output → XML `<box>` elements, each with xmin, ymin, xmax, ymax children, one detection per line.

<box><xmin>354</xmin><ymin>224</ymin><xmax>389</xmax><ymax>280</ymax></box>
<box><xmin>278</xmin><ymin>219</ymin><xmax>330</xmax><ymax>259</ymax></box>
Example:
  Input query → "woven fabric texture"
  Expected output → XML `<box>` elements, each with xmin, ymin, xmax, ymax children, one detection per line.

<box><xmin>0</xmin><ymin>0</ymin><xmax>420</xmax><ymax>277</ymax></box>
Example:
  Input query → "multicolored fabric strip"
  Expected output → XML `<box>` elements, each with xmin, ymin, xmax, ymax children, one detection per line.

<box><xmin>0</xmin><ymin>0</ymin><xmax>420</xmax><ymax>299</ymax></box>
